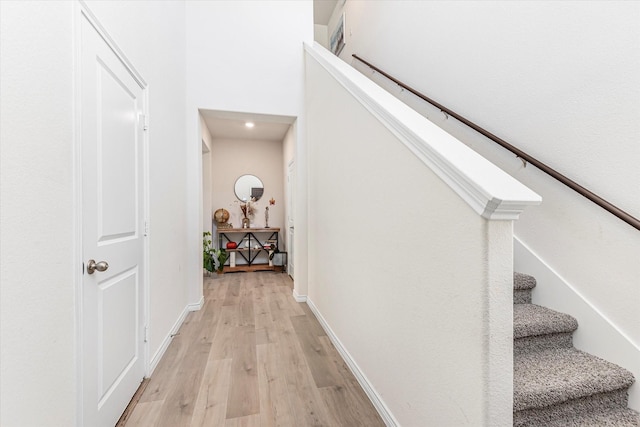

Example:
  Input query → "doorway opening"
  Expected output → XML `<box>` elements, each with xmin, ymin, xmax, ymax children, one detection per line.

<box><xmin>199</xmin><ymin>109</ymin><xmax>296</xmax><ymax>279</ymax></box>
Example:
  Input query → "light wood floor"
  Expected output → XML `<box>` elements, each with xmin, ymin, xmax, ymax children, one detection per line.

<box><xmin>123</xmin><ymin>272</ymin><xmax>385</xmax><ymax>427</ymax></box>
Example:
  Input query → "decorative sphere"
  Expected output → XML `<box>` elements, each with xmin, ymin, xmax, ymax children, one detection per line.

<box><xmin>213</xmin><ymin>208</ymin><xmax>230</xmax><ymax>224</ymax></box>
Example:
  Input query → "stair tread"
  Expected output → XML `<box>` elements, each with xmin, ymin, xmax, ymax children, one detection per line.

<box><xmin>514</xmin><ymin>347</ymin><xmax>635</xmax><ymax>411</ymax></box>
<box><xmin>539</xmin><ymin>407</ymin><xmax>640</xmax><ymax>427</ymax></box>
<box><xmin>514</xmin><ymin>304</ymin><xmax>578</xmax><ymax>339</ymax></box>
<box><xmin>514</xmin><ymin>272</ymin><xmax>536</xmax><ymax>290</ymax></box>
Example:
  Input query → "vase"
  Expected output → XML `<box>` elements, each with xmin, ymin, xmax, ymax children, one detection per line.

<box><xmin>242</xmin><ymin>217</ymin><xmax>250</xmax><ymax>228</ymax></box>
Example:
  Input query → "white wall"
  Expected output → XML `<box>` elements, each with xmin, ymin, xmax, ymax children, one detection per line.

<box><xmin>314</xmin><ymin>24</ymin><xmax>329</xmax><ymax>49</ymax></box>
<box><xmin>0</xmin><ymin>2</ymin><xmax>76</xmax><ymax>425</ymax></box>
<box><xmin>210</xmin><ymin>138</ymin><xmax>284</xmax><ymax>231</ymax></box>
<box><xmin>185</xmin><ymin>0</ymin><xmax>313</xmax><ymax>301</ymax></box>
<box><xmin>334</xmin><ymin>0</ymin><xmax>640</xmax><ymax>365</ymax></box>
<box><xmin>201</xmin><ymin>114</ymin><xmax>213</xmax><ymax>237</ymax></box>
<box><xmin>1</xmin><ymin>1</ymin><xmax>188</xmax><ymax>425</ymax></box>
<box><xmin>304</xmin><ymin>43</ymin><xmax>540</xmax><ymax>426</ymax></box>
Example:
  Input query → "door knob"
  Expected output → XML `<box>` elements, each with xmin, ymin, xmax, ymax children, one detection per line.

<box><xmin>87</xmin><ymin>259</ymin><xmax>109</xmax><ymax>274</ymax></box>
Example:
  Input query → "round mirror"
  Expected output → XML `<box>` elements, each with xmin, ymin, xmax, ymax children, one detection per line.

<box><xmin>234</xmin><ymin>174</ymin><xmax>264</xmax><ymax>202</ymax></box>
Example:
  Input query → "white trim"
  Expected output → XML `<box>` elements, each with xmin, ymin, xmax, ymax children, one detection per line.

<box><xmin>514</xmin><ymin>236</ymin><xmax>640</xmax><ymax>410</ymax></box>
<box><xmin>187</xmin><ymin>296</ymin><xmax>205</xmax><ymax>312</ymax></box>
<box><xmin>141</xmin><ymin>86</ymin><xmax>151</xmax><ymax>381</ymax></box>
<box><xmin>147</xmin><ymin>305</ymin><xmax>190</xmax><ymax>376</ymax></box>
<box><xmin>201</xmin><ymin>138</ymin><xmax>210</xmax><ymax>154</ymax></box>
<box><xmin>306</xmin><ymin>299</ymin><xmax>399</xmax><ymax>427</ymax></box>
<box><xmin>292</xmin><ymin>289</ymin><xmax>307</xmax><ymax>302</ymax></box>
<box><xmin>191</xmin><ymin>111</ymin><xmax>205</xmax><ymax>312</ymax></box>
<box><xmin>73</xmin><ymin>3</ymin><xmax>83</xmax><ymax>425</ymax></box>
<box><xmin>304</xmin><ymin>42</ymin><xmax>541</xmax><ymax>220</ymax></box>
<box><xmin>77</xmin><ymin>1</ymin><xmax>146</xmax><ymax>87</ymax></box>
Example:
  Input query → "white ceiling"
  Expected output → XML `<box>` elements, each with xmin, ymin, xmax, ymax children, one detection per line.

<box><xmin>200</xmin><ymin>110</ymin><xmax>295</xmax><ymax>142</ymax></box>
<box><xmin>314</xmin><ymin>0</ymin><xmax>339</xmax><ymax>25</ymax></box>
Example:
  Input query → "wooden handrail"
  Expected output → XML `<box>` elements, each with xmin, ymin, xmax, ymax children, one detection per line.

<box><xmin>352</xmin><ymin>54</ymin><xmax>640</xmax><ymax>231</ymax></box>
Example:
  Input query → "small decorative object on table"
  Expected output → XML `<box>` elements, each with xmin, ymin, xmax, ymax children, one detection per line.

<box><xmin>213</xmin><ymin>208</ymin><xmax>231</xmax><ymax>228</ymax></box>
<box><xmin>265</xmin><ymin>197</ymin><xmax>274</xmax><ymax>228</ymax></box>
<box><xmin>239</xmin><ymin>198</ymin><xmax>255</xmax><ymax>229</ymax></box>
<box><xmin>265</xmin><ymin>206</ymin><xmax>270</xmax><ymax>228</ymax></box>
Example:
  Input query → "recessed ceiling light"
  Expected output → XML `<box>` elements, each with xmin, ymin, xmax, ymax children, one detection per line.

<box><xmin>245</xmin><ymin>122</ymin><xmax>255</xmax><ymax>128</ymax></box>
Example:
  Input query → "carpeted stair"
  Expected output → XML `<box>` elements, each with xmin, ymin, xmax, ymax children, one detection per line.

<box><xmin>513</xmin><ymin>272</ymin><xmax>640</xmax><ymax>426</ymax></box>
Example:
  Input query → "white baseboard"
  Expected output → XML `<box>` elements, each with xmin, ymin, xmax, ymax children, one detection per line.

<box><xmin>514</xmin><ymin>236</ymin><xmax>640</xmax><ymax>411</ymax></box>
<box><xmin>187</xmin><ymin>295</ymin><xmax>204</xmax><ymax>311</ymax></box>
<box><xmin>306</xmin><ymin>298</ymin><xmax>399</xmax><ymax>427</ymax></box>
<box><xmin>147</xmin><ymin>304</ymin><xmax>190</xmax><ymax>376</ymax></box>
<box><xmin>292</xmin><ymin>289</ymin><xmax>307</xmax><ymax>302</ymax></box>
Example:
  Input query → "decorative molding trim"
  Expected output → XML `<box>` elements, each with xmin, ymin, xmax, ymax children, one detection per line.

<box><xmin>304</xmin><ymin>42</ymin><xmax>541</xmax><ymax>220</ymax></box>
<box><xmin>514</xmin><ymin>236</ymin><xmax>640</xmax><ymax>410</ymax></box>
<box><xmin>187</xmin><ymin>296</ymin><xmax>204</xmax><ymax>312</ymax></box>
<box><xmin>306</xmin><ymin>299</ymin><xmax>399</xmax><ymax>427</ymax></box>
<box><xmin>148</xmin><ymin>305</ymin><xmax>189</xmax><ymax>376</ymax></box>
<box><xmin>77</xmin><ymin>0</ymin><xmax>147</xmax><ymax>88</ymax></box>
<box><xmin>292</xmin><ymin>289</ymin><xmax>307</xmax><ymax>303</ymax></box>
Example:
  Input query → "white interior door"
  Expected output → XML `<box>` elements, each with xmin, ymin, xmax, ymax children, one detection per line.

<box><xmin>81</xmin><ymin>14</ymin><xmax>146</xmax><ymax>427</ymax></box>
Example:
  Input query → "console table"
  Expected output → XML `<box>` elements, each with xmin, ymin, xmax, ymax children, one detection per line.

<box><xmin>217</xmin><ymin>228</ymin><xmax>280</xmax><ymax>273</ymax></box>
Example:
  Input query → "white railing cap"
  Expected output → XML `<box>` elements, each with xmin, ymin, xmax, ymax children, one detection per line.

<box><xmin>305</xmin><ymin>42</ymin><xmax>541</xmax><ymax>220</ymax></box>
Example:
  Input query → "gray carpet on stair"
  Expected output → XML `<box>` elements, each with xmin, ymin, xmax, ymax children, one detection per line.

<box><xmin>514</xmin><ymin>304</ymin><xmax>578</xmax><ymax>339</ymax></box>
<box><xmin>515</xmin><ymin>347</ymin><xmax>635</xmax><ymax>411</ymax></box>
<box><xmin>514</xmin><ymin>289</ymin><xmax>532</xmax><ymax>304</ymax></box>
<box><xmin>515</xmin><ymin>331</ymin><xmax>575</xmax><ymax>355</ymax></box>
<box><xmin>514</xmin><ymin>389</ymin><xmax>632</xmax><ymax>426</ymax></box>
<box><xmin>514</xmin><ymin>272</ymin><xmax>536</xmax><ymax>290</ymax></box>
<box><xmin>514</xmin><ymin>273</ymin><xmax>536</xmax><ymax>304</ymax></box>
<box><xmin>541</xmin><ymin>407</ymin><xmax>640</xmax><ymax>427</ymax></box>
<box><xmin>514</xmin><ymin>304</ymin><xmax>579</xmax><ymax>354</ymax></box>
<box><xmin>512</xmin><ymin>273</ymin><xmax>639</xmax><ymax>425</ymax></box>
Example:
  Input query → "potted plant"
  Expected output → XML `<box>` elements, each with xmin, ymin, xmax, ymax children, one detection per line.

<box><xmin>203</xmin><ymin>231</ymin><xmax>228</xmax><ymax>274</ymax></box>
<box><xmin>213</xmin><ymin>248</ymin><xmax>228</xmax><ymax>273</ymax></box>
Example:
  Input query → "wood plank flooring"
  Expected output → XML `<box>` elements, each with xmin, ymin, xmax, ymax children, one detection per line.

<box><xmin>124</xmin><ymin>272</ymin><xmax>384</xmax><ymax>427</ymax></box>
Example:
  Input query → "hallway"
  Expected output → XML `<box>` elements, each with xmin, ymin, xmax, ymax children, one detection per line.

<box><xmin>122</xmin><ymin>272</ymin><xmax>384</xmax><ymax>427</ymax></box>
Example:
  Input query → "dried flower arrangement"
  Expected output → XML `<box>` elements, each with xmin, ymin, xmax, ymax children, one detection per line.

<box><xmin>239</xmin><ymin>198</ymin><xmax>256</xmax><ymax>219</ymax></box>
<box><xmin>234</xmin><ymin>198</ymin><xmax>257</xmax><ymax>228</ymax></box>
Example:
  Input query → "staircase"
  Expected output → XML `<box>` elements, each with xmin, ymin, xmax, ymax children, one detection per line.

<box><xmin>513</xmin><ymin>272</ymin><xmax>640</xmax><ymax>426</ymax></box>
